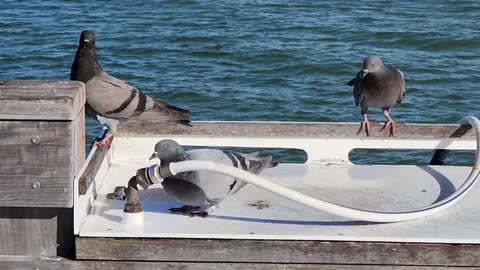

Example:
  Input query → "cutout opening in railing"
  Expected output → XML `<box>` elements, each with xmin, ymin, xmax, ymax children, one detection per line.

<box><xmin>349</xmin><ymin>149</ymin><xmax>475</xmax><ymax>166</ymax></box>
<box><xmin>184</xmin><ymin>146</ymin><xmax>307</xmax><ymax>164</ymax></box>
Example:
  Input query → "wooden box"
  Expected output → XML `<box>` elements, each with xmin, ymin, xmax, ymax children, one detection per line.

<box><xmin>0</xmin><ymin>80</ymin><xmax>85</xmax><ymax>208</ymax></box>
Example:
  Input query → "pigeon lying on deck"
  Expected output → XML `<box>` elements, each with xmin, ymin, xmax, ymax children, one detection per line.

<box><xmin>149</xmin><ymin>139</ymin><xmax>279</xmax><ymax>217</ymax></box>
<box><xmin>348</xmin><ymin>55</ymin><xmax>406</xmax><ymax>136</ymax></box>
<box><xmin>70</xmin><ymin>30</ymin><xmax>191</xmax><ymax>147</ymax></box>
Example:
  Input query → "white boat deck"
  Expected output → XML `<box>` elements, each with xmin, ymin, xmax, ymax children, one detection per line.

<box><xmin>75</xmin><ymin>121</ymin><xmax>479</xmax><ymax>244</ymax></box>
<box><xmin>80</xmin><ymin>159</ymin><xmax>479</xmax><ymax>243</ymax></box>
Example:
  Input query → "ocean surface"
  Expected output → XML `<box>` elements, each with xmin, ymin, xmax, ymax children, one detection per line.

<box><xmin>1</xmin><ymin>1</ymin><xmax>479</xmax><ymax>165</ymax></box>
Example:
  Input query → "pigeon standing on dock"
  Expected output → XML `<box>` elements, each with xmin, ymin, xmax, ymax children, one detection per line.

<box><xmin>348</xmin><ymin>55</ymin><xmax>406</xmax><ymax>136</ymax></box>
<box><xmin>70</xmin><ymin>30</ymin><xmax>191</xmax><ymax>147</ymax></box>
<box><xmin>149</xmin><ymin>139</ymin><xmax>279</xmax><ymax>217</ymax></box>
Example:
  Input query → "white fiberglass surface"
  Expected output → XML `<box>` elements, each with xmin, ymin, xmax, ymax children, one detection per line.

<box><xmin>79</xmin><ymin>159</ymin><xmax>480</xmax><ymax>243</ymax></box>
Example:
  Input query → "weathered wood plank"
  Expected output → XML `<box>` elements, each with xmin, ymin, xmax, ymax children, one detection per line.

<box><xmin>0</xmin><ymin>139</ymin><xmax>74</xmax><ymax>207</ymax></box>
<box><xmin>2</xmin><ymin>256</ymin><xmax>480</xmax><ymax>270</ymax></box>
<box><xmin>75</xmin><ymin>237</ymin><xmax>480</xmax><ymax>266</ymax></box>
<box><xmin>73</xmin><ymin>109</ymin><xmax>86</xmax><ymax>175</ymax></box>
<box><xmin>78</xmin><ymin>135</ymin><xmax>113</xmax><ymax>195</ymax></box>
<box><xmin>0</xmin><ymin>81</ymin><xmax>85</xmax><ymax>207</ymax></box>
<box><xmin>0</xmin><ymin>208</ymin><xmax>73</xmax><ymax>257</ymax></box>
<box><xmin>0</xmin><ymin>80</ymin><xmax>85</xmax><ymax>120</ymax></box>
<box><xmin>118</xmin><ymin>121</ymin><xmax>475</xmax><ymax>139</ymax></box>
<box><xmin>0</xmin><ymin>121</ymin><xmax>72</xmax><ymax>146</ymax></box>
<box><xmin>0</xmin><ymin>121</ymin><xmax>74</xmax><ymax>207</ymax></box>
<box><xmin>0</xmin><ymin>145</ymin><xmax>73</xmax><ymax>207</ymax></box>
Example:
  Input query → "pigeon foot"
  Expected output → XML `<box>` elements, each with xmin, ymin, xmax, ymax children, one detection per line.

<box><xmin>379</xmin><ymin>120</ymin><xmax>400</xmax><ymax>137</ymax></box>
<box><xmin>169</xmin><ymin>205</ymin><xmax>209</xmax><ymax>217</ymax></box>
<box><xmin>357</xmin><ymin>120</ymin><xmax>373</xmax><ymax>136</ymax></box>
<box><xmin>92</xmin><ymin>133</ymin><xmax>113</xmax><ymax>148</ymax></box>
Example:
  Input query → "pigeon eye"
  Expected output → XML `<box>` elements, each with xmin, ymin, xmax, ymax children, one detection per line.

<box><xmin>162</xmin><ymin>145</ymin><xmax>168</xmax><ymax>151</ymax></box>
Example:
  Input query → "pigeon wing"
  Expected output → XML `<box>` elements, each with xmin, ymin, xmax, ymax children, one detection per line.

<box><xmin>396</xmin><ymin>69</ymin><xmax>406</xmax><ymax>104</ymax></box>
<box><xmin>85</xmin><ymin>72</ymin><xmax>190</xmax><ymax>124</ymax></box>
<box><xmin>349</xmin><ymin>70</ymin><xmax>365</xmax><ymax>107</ymax></box>
<box><xmin>222</xmin><ymin>152</ymin><xmax>278</xmax><ymax>195</ymax></box>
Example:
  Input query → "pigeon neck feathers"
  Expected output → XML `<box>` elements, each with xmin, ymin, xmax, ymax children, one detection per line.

<box><xmin>70</xmin><ymin>45</ymin><xmax>103</xmax><ymax>83</ymax></box>
<box><xmin>152</xmin><ymin>139</ymin><xmax>190</xmax><ymax>165</ymax></box>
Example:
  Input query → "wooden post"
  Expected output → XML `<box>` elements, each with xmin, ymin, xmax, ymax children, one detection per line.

<box><xmin>0</xmin><ymin>80</ymin><xmax>85</xmax><ymax>257</ymax></box>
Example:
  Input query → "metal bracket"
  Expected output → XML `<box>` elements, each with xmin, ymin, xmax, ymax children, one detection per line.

<box><xmin>106</xmin><ymin>186</ymin><xmax>126</xmax><ymax>200</ymax></box>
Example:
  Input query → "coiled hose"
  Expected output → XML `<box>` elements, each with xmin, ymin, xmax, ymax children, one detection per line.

<box><xmin>153</xmin><ymin>116</ymin><xmax>480</xmax><ymax>222</ymax></box>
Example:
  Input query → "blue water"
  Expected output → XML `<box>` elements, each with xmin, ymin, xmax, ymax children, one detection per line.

<box><xmin>1</xmin><ymin>1</ymin><xmax>479</xmax><ymax>164</ymax></box>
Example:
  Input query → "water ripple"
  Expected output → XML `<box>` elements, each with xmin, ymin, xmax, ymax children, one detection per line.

<box><xmin>0</xmin><ymin>0</ymin><xmax>479</xmax><ymax>164</ymax></box>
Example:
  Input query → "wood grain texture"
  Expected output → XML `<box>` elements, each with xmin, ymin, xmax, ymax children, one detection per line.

<box><xmin>0</xmin><ymin>208</ymin><xmax>73</xmax><ymax>257</ymax></box>
<box><xmin>0</xmin><ymin>121</ymin><xmax>72</xmax><ymax>146</ymax></box>
<box><xmin>118</xmin><ymin>121</ymin><xmax>475</xmax><ymax>139</ymax></box>
<box><xmin>73</xmin><ymin>108</ymin><xmax>86</xmax><ymax>175</ymax></box>
<box><xmin>78</xmin><ymin>135</ymin><xmax>113</xmax><ymax>195</ymax></box>
<box><xmin>0</xmin><ymin>121</ymin><xmax>74</xmax><ymax>207</ymax></box>
<box><xmin>3</xmin><ymin>256</ymin><xmax>480</xmax><ymax>270</ymax></box>
<box><xmin>75</xmin><ymin>237</ymin><xmax>480</xmax><ymax>266</ymax></box>
<box><xmin>0</xmin><ymin>80</ymin><xmax>85</xmax><ymax>120</ymax></box>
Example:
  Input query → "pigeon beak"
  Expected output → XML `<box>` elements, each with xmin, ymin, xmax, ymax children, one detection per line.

<box><xmin>149</xmin><ymin>152</ymin><xmax>158</xmax><ymax>161</ymax></box>
<box><xmin>362</xmin><ymin>68</ymin><xmax>369</xmax><ymax>79</ymax></box>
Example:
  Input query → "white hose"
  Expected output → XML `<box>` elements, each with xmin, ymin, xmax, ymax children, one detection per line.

<box><xmin>168</xmin><ymin>116</ymin><xmax>480</xmax><ymax>222</ymax></box>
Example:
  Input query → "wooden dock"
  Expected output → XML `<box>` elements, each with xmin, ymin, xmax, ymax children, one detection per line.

<box><xmin>1</xmin><ymin>80</ymin><xmax>480</xmax><ymax>269</ymax></box>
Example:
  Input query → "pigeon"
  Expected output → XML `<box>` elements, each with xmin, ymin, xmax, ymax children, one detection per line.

<box><xmin>70</xmin><ymin>30</ymin><xmax>191</xmax><ymax>147</ymax></box>
<box><xmin>348</xmin><ymin>55</ymin><xmax>406</xmax><ymax>137</ymax></box>
<box><xmin>149</xmin><ymin>139</ymin><xmax>279</xmax><ymax>217</ymax></box>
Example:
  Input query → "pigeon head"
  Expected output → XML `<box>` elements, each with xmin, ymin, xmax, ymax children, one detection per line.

<box><xmin>71</xmin><ymin>30</ymin><xmax>103</xmax><ymax>82</ymax></box>
<box><xmin>149</xmin><ymin>139</ymin><xmax>187</xmax><ymax>164</ymax></box>
<box><xmin>79</xmin><ymin>30</ymin><xmax>96</xmax><ymax>49</ymax></box>
<box><xmin>362</xmin><ymin>55</ymin><xmax>384</xmax><ymax>77</ymax></box>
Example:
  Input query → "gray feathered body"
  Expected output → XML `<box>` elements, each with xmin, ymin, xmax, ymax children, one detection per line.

<box><xmin>162</xmin><ymin>149</ymin><xmax>276</xmax><ymax>207</ymax></box>
<box><xmin>84</xmin><ymin>72</ymin><xmax>190</xmax><ymax>132</ymax></box>
<box><xmin>70</xmin><ymin>31</ymin><xmax>190</xmax><ymax>133</ymax></box>
<box><xmin>349</xmin><ymin>66</ymin><xmax>406</xmax><ymax>115</ymax></box>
